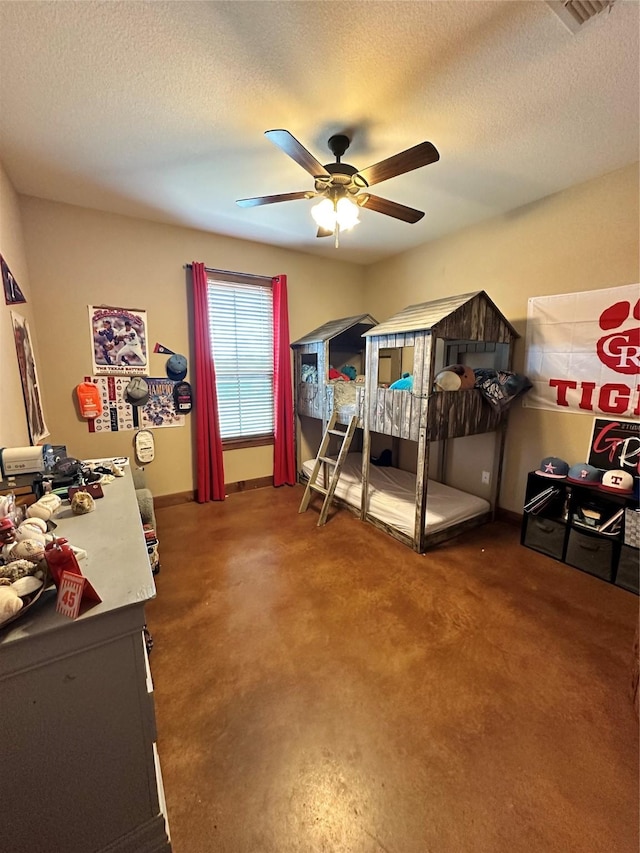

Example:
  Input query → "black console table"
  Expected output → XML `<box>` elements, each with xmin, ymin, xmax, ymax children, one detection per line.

<box><xmin>521</xmin><ymin>471</ymin><xmax>639</xmax><ymax>594</ymax></box>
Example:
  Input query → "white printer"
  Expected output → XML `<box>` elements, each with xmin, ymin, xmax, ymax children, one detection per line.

<box><xmin>0</xmin><ymin>445</ymin><xmax>54</xmax><ymax>480</ymax></box>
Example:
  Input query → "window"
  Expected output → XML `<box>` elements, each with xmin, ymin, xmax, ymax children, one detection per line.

<box><xmin>207</xmin><ymin>273</ymin><xmax>274</xmax><ymax>446</ymax></box>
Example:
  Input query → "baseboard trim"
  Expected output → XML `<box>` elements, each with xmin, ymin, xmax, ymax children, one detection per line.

<box><xmin>156</xmin><ymin>487</ymin><xmax>523</xmax><ymax>520</ymax></box>
<box><xmin>225</xmin><ymin>476</ymin><xmax>274</xmax><ymax>494</ymax></box>
<box><xmin>154</xmin><ymin>491</ymin><xmax>195</xmax><ymax>509</ymax></box>
<box><xmin>497</xmin><ymin>507</ymin><xmax>523</xmax><ymax>527</ymax></box>
<box><xmin>154</xmin><ymin>476</ymin><xmax>275</xmax><ymax>508</ymax></box>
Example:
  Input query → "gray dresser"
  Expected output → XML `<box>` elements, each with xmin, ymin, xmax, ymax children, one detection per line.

<box><xmin>0</xmin><ymin>467</ymin><xmax>171</xmax><ymax>853</ymax></box>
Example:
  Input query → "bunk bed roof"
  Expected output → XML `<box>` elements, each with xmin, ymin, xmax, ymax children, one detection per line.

<box><xmin>362</xmin><ymin>291</ymin><xmax>519</xmax><ymax>340</ymax></box>
<box><xmin>291</xmin><ymin>314</ymin><xmax>378</xmax><ymax>347</ymax></box>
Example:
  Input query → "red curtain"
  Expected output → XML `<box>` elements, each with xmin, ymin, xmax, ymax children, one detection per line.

<box><xmin>272</xmin><ymin>274</ymin><xmax>296</xmax><ymax>486</ymax></box>
<box><xmin>192</xmin><ymin>262</ymin><xmax>225</xmax><ymax>502</ymax></box>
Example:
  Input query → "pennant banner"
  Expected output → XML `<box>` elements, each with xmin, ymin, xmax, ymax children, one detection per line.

<box><xmin>154</xmin><ymin>342</ymin><xmax>175</xmax><ymax>354</ymax></box>
<box><xmin>524</xmin><ymin>283</ymin><xmax>639</xmax><ymax>418</ymax></box>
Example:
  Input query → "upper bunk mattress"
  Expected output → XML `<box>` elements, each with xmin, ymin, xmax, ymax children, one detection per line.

<box><xmin>302</xmin><ymin>452</ymin><xmax>490</xmax><ymax>537</ymax></box>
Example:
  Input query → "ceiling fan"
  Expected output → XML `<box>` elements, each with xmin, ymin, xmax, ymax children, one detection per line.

<box><xmin>236</xmin><ymin>130</ymin><xmax>440</xmax><ymax>245</ymax></box>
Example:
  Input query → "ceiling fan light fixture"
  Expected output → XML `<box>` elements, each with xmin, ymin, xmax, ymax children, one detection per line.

<box><xmin>311</xmin><ymin>198</ymin><xmax>336</xmax><ymax>230</ymax></box>
<box><xmin>336</xmin><ymin>197</ymin><xmax>360</xmax><ymax>230</ymax></box>
<box><xmin>311</xmin><ymin>196</ymin><xmax>360</xmax><ymax>232</ymax></box>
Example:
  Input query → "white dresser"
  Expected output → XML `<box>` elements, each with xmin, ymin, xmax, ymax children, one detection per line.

<box><xmin>0</xmin><ymin>468</ymin><xmax>171</xmax><ymax>853</ymax></box>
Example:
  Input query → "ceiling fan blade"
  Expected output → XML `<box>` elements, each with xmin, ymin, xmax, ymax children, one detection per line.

<box><xmin>355</xmin><ymin>141</ymin><xmax>439</xmax><ymax>187</ymax></box>
<box><xmin>357</xmin><ymin>193</ymin><xmax>425</xmax><ymax>223</ymax></box>
<box><xmin>265</xmin><ymin>130</ymin><xmax>331</xmax><ymax>179</ymax></box>
<box><xmin>236</xmin><ymin>191</ymin><xmax>316</xmax><ymax>208</ymax></box>
<box><xmin>316</xmin><ymin>227</ymin><xmax>333</xmax><ymax>238</ymax></box>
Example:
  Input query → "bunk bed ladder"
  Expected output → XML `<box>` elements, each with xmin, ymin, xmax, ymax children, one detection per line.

<box><xmin>298</xmin><ymin>413</ymin><xmax>358</xmax><ymax>526</ymax></box>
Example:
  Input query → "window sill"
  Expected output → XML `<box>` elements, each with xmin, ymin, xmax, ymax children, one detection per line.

<box><xmin>222</xmin><ymin>435</ymin><xmax>274</xmax><ymax>451</ymax></box>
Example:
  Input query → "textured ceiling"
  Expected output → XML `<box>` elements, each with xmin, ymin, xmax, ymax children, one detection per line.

<box><xmin>0</xmin><ymin>1</ymin><xmax>638</xmax><ymax>265</ymax></box>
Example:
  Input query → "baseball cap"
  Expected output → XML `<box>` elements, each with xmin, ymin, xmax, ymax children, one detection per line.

<box><xmin>566</xmin><ymin>463</ymin><xmax>602</xmax><ymax>486</ymax></box>
<box><xmin>125</xmin><ymin>376</ymin><xmax>150</xmax><ymax>406</ymax></box>
<box><xmin>535</xmin><ymin>457</ymin><xmax>569</xmax><ymax>478</ymax></box>
<box><xmin>167</xmin><ymin>354</ymin><xmax>187</xmax><ymax>381</ymax></box>
<box><xmin>599</xmin><ymin>469</ymin><xmax>634</xmax><ymax>495</ymax></box>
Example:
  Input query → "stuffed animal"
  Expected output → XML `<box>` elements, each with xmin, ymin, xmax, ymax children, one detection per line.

<box><xmin>434</xmin><ymin>364</ymin><xmax>476</xmax><ymax>392</ymax></box>
<box><xmin>389</xmin><ymin>372</ymin><xmax>413</xmax><ymax>391</ymax></box>
<box><xmin>300</xmin><ymin>364</ymin><xmax>318</xmax><ymax>383</ymax></box>
<box><xmin>340</xmin><ymin>364</ymin><xmax>357</xmax><ymax>380</ymax></box>
<box><xmin>328</xmin><ymin>367</ymin><xmax>350</xmax><ymax>381</ymax></box>
<box><xmin>71</xmin><ymin>491</ymin><xmax>95</xmax><ymax>515</ymax></box>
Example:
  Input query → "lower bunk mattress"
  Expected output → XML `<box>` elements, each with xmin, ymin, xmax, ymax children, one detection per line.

<box><xmin>302</xmin><ymin>452</ymin><xmax>490</xmax><ymax>537</ymax></box>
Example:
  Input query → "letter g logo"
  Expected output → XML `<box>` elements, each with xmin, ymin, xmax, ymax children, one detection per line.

<box><xmin>596</xmin><ymin>300</ymin><xmax>640</xmax><ymax>375</ymax></box>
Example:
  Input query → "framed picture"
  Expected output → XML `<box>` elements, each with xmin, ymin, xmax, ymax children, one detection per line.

<box><xmin>89</xmin><ymin>305</ymin><xmax>149</xmax><ymax>375</ymax></box>
<box><xmin>587</xmin><ymin>417</ymin><xmax>639</xmax><ymax>475</ymax></box>
<box><xmin>2</xmin><ymin>254</ymin><xmax>26</xmax><ymax>305</ymax></box>
<box><xmin>11</xmin><ymin>311</ymin><xmax>49</xmax><ymax>444</ymax></box>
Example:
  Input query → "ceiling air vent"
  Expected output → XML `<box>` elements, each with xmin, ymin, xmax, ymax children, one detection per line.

<box><xmin>547</xmin><ymin>0</ymin><xmax>616</xmax><ymax>33</ymax></box>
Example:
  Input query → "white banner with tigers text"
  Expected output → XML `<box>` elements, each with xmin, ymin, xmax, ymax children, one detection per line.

<box><xmin>523</xmin><ymin>283</ymin><xmax>639</xmax><ymax>417</ymax></box>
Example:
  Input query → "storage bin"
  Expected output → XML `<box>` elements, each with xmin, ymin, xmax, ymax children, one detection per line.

<box><xmin>565</xmin><ymin>528</ymin><xmax>614</xmax><ymax>581</ymax></box>
<box><xmin>615</xmin><ymin>545</ymin><xmax>639</xmax><ymax>594</ymax></box>
<box><xmin>624</xmin><ymin>508</ymin><xmax>640</xmax><ymax>549</ymax></box>
<box><xmin>523</xmin><ymin>517</ymin><xmax>566</xmax><ymax>559</ymax></box>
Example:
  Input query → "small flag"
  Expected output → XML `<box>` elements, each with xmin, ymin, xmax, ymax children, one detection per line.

<box><xmin>154</xmin><ymin>343</ymin><xmax>175</xmax><ymax>355</ymax></box>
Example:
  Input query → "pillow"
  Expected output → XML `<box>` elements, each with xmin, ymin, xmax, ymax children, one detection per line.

<box><xmin>434</xmin><ymin>364</ymin><xmax>475</xmax><ymax>391</ymax></box>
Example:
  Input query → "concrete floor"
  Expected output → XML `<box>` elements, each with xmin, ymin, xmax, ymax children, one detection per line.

<box><xmin>147</xmin><ymin>485</ymin><xmax>639</xmax><ymax>853</ymax></box>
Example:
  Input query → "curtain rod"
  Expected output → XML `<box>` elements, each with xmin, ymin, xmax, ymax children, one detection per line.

<box><xmin>184</xmin><ymin>263</ymin><xmax>272</xmax><ymax>282</ymax></box>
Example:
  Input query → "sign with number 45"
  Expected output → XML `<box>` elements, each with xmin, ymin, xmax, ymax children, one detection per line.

<box><xmin>56</xmin><ymin>571</ymin><xmax>86</xmax><ymax>619</ymax></box>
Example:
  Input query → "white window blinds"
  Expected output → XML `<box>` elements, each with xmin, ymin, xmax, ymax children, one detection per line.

<box><xmin>207</xmin><ymin>278</ymin><xmax>274</xmax><ymax>440</ymax></box>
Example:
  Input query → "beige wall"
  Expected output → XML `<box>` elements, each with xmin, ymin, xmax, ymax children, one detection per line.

<box><xmin>6</xmin><ymin>162</ymin><xmax>639</xmax><ymax>511</ymax></box>
<box><xmin>18</xmin><ymin>196</ymin><xmax>366</xmax><ymax>496</ymax></box>
<box><xmin>0</xmin><ymin>162</ymin><xmax>45</xmax><ymax>451</ymax></box>
<box><xmin>365</xmin><ymin>163</ymin><xmax>640</xmax><ymax>512</ymax></box>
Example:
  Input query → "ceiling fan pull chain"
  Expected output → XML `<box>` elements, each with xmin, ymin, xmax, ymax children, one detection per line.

<box><xmin>334</xmin><ymin>222</ymin><xmax>340</xmax><ymax>249</ymax></box>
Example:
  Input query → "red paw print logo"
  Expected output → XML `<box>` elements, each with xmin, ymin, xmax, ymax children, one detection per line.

<box><xmin>596</xmin><ymin>299</ymin><xmax>640</xmax><ymax>375</ymax></box>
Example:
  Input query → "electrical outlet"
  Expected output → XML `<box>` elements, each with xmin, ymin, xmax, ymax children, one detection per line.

<box><xmin>481</xmin><ymin>470</ymin><xmax>491</xmax><ymax>485</ymax></box>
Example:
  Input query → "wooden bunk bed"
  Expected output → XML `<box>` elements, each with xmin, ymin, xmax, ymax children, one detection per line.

<box><xmin>291</xmin><ymin>313</ymin><xmax>377</xmax><ymax>477</ymax></box>
<box><xmin>299</xmin><ymin>292</ymin><xmax>519</xmax><ymax>552</ymax></box>
<box><xmin>359</xmin><ymin>291</ymin><xmax>519</xmax><ymax>552</ymax></box>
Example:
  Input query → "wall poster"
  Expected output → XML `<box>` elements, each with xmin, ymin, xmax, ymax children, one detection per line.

<box><xmin>2</xmin><ymin>255</ymin><xmax>26</xmax><ymax>305</ymax></box>
<box><xmin>85</xmin><ymin>375</ymin><xmax>139</xmax><ymax>433</ymax></box>
<box><xmin>89</xmin><ymin>305</ymin><xmax>149</xmax><ymax>375</ymax></box>
<box><xmin>141</xmin><ymin>378</ymin><xmax>186</xmax><ymax>428</ymax></box>
<box><xmin>587</xmin><ymin>418</ymin><xmax>639</xmax><ymax>476</ymax></box>
<box><xmin>524</xmin><ymin>283</ymin><xmax>639</xmax><ymax>418</ymax></box>
<box><xmin>11</xmin><ymin>311</ymin><xmax>49</xmax><ymax>444</ymax></box>
<box><xmin>85</xmin><ymin>376</ymin><xmax>185</xmax><ymax>433</ymax></box>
